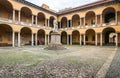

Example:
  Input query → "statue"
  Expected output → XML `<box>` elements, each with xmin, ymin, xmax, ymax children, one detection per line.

<box><xmin>53</xmin><ymin>20</ymin><xmax>58</xmax><ymax>32</ymax></box>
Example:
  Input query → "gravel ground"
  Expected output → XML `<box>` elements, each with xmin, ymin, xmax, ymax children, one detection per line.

<box><xmin>105</xmin><ymin>47</ymin><xmax>120</xmax><ymax>78</ymax></box>
<box><xmin>0</xmin><ymin>46</ymin><xmax>117</xmax><ymax>78</ymax></box>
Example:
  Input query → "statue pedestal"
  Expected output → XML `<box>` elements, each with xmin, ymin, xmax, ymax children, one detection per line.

<box><xmin>45</xmin><ymin>32</ymin><xmax>65</xmax><ymax>50</ymax></box>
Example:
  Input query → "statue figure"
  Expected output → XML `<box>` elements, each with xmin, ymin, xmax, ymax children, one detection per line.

<box><xmin>53</xmin><ymin>20</ymin><xmax>58</xmax><ymax>32</ymax></box>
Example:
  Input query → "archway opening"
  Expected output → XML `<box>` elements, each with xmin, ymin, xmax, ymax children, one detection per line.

<box><xmin>20</xmin><ymin>27</ymin><xmax>32</xmax><ymax>45</ymax></box>
<box><xmin>102</xmin><ymin>27</ymin><xmax>116</xmax><ymax>45</ymax></box>
<box><xmin>49</xmin><ymin>16</ymin><xmax>55</xmax><ymax>28</ymax></box>
<box><xmin>102</xmin><ymin>7</ymin><xmax>116</xmax><ymax>24</ymax></box>
<box><xmin>85</xmin><ymin>29</ymin><xmax>95</xmax><ymax>45</ymax></box>
<box><xmin>72</xmin><ymin>30</ymin><xmax>80</xmax><ymax>45</ymax></box>
<box><xmin>85</xmin><ymin>11</ymin><xmax>95</xmax><ymax>26</ymax></box>
<box><xmin>21</xmin><ymin>7</ymin><xmax>32</xmax><ymax>24</ymax></box>
<box><xmin>37</xmin><ymin>29</ymin><xmax>45</xmax><ymax>45</ymax></box>
<box><xmin>0</xmin><ymin>0</ymin><xmax>13</xmax><ymax>19</ymax></box>
<box><xmin>61</xmin><ymin>17</ymin><xmax>67</xmax><ymax>28</ymax></box>
<box><xmin>61</xmin><ymin>31</ymin><xmax>67</xmax><ymax>44</ymax></box>
<box><xmin>37</xmin><ymin>12</ymin><xmax>45</xmax><ymax>26</ymax></box>
<box><xmin>0</xmin><ymin>24</ymin><xmax>13</xmax><ymax>46</ymax></box>
<box><xmin>72</xmin><ymin>14</ymin><xmax>80</xmax><ymax>27</ymax></box>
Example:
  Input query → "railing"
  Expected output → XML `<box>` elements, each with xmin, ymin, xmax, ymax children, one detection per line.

<box><xmin>0</xmin><ymin>17</ymin><xmax>119</xmax><ymax>31</ymax></box>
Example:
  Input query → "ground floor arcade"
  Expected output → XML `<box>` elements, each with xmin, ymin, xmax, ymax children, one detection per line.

<box><xmin>0</xmin><ymin>24</ymin><xmax>120</xmax><ymax>47</ymax></box>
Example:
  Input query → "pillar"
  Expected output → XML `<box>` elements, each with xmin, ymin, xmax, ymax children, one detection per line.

<box><xmin>95</xmin><ymin>33</ymin><xmax>98</xmax><ymax>46</ymax></box>
<box><xmin>116</xmin><ymin>33</ymin><xmax>118</xmax><ymax>46</ymax></box>
<box><xmin>116</xmin><ymin>12</ymin><xmax>118</xmax><ymax>24</ymax></box>
<box><xmin>48</xmin><ymin>35</ymin><xmax>50</xmax><ymax>44</ymax></box>
<box><xmin>80</xmin><ymin>34</ymin><xmax>82</xmax><ymax>45</ymax></box>
<box><xmin>36</xmin><ymin>16</ymin><xmax>37</xmax><ymax>25</ymax></box>
<box><xmin>67</xmin><ymin>20</ymin><xmax>69</xmax><ymax>28</ymax></box>
<box><xmin>13</xmin><ymin>9</ymin><xmax>15</xmax><ymax>22</ymax></box>
<box><xmin>18</xmin><ymin>32</ymin><xmax>20</xmax><ymax>47</ymax></box>
<box><xmin>45</xmin><ymin>35</ymin><xmax>47</xmax><ymax>45</ymax></box>
<box><xmin>32</xmin><ymin>15</ymin><xmax>34</xmax><ymax>25</ymax></box>
<box><xmin>35</xmin><ymin>33</ymin><xmax>37</xmax><ymax>46</ymax></box>
<box><xmin>95</xmin><ymin>15</ymin><xmax>97</xmax><ymax>26</ymax></box>
<box><xmin>70</xmin><ymin>35</ymin><xmax>72</xmax><ymax>45</ymax></box>
<box><xmin>100</xmin><ymin>33</ymin><xmax>103</xmax><ymax>46</ymax></box>
<box><xmin>31</xmin><ymin>33</ymin><xmax>34</xmax><ymax>46</ymax></box>
<box><xmin>45</xmin><ymin>19</ymin><xmax>47</xmax><ymax>26</ymax></box>
<box><xmin>70</xmin><ymin>20</ymin><xmax>72</xmax><ymax>27</ymax></box>
<box><xmin>84</xmin><ymin>17</ymin><xmax>86</xmax><ymax>26</ymax></box>
<box><xmin>100</xmin><ymin>15</ymin><xmax>102</xmax><ymax>25</ymax></box>
<box><xmin>80</xmin><ymin>18</ymin><xmax>82</xmax><ymax>26</ymax></box>
<box><xmin>18</xmin><ymin>11</ymin><xmax>21</xmax><ymax>23</ymax></box>
<box><xmin>48</xmin><ymin>19</ymin><xmax>50</xmax><ymax>27</ymax></box>
<box><xmin>67</xmin><ymin>35</ymin><xmax>69</xmax><ymax>45</ymax></box>
<box><xmin>84</xmin><ymin>34</ymin><xmax>86</xmax><ymax>45</ymax></box>
<box><xmin>12</xmin><ymin>31</ymin><xmax>15</xmax><ymax>47</ymax></box>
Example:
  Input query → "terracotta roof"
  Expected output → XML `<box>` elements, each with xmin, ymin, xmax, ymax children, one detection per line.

<box><xmin>57</xmin><ymin>0</ymin><xmax>113</xmax><ymax>15</ymax></box>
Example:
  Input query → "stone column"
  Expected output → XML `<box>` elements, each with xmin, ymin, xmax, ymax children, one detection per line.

<box><xmin>45</xmin><ymin>35</ymin><xmax>47</xmax><ymax>45</ymax></box>
<box><xmin>95</xmin><ymin>33</ymin><xmax>98</xmax><ymax>46</ymax></box>
<box><xmin>18</xmin><ymin>32</ymin><xmax>20</xmax><ymax>47</ymax></box>
<box><xmin>80</xmin><ymin>34</ymin><xmax>82</xmax><ymax>45</ymax></box>
<box><xmin>95</xmin><ymin>15</ymin><xmax>97</xmax><ymax>26</ymax></box>
<box><xmin>116</xmin><ymin>12</ymin><xmax>118</xmax><ymax>24</ymax></box>
<box><xmin>48</xmin><ymin>19</ymin><xmax>50</xmax><ymax>27</ymax></box>
<box><xmin>100</xmin><ymin>15</ymin><xmax>102</xmax><ymax>25</ymax></box>
<box><xmin>70</xmin><ymin>35</ymin><xmax>72</xmax><ymax>45</ymax></box>
<box><xmin>31</xmin><ymin>33</ymin><xmax>34</xmax><ymax>46</ymax></box>
<box><xmin>67</xmin><ymin>35</ymin><xmax>69</xmax><ymax>45</ymax></box>
<box><xmin>100</xmin><ymin>33</ymin><xmax>103</xmax><ymax>46</ymax></box>
<box><xmin>32</xmin><ymin>15</ymin><xmax>34</xmax><ymax>25</ymax></box>
<box><xmin>13</xmin><ymin>9</ymin><xmax>15</xmax><ymax>22</ymax></box>
<box><xmin>84</xmin><ymin>17</ymin><xmax>86</xmax><ymax>26</ymax></box>
<box><xmin>35</xmin><ymin>33</ymin><xmax>37</xmax><ymax>46</ymax></box>
<box><xmin>45</xmin><ymin>19</ymin><xmax>47</xmax><ymax>26</ymax></box>
<box><xmin>70</xmin><ymin>20</ymin><xmax>72</xmax><ymax>27</ymax></box>
<box><xmin>48</xmin><ymin>35</ymin><xmax>50</xmax><ymax>44</ymax></box>
<box><xmin>67</xmin><ymin>21</ymin><xmax>69</xmax><ymax>28</ymax></box>
<box><xmin>36</xmin><ymin>16</ymin><xmax>38</xmax><ymax>25</ymax></box>
<box><xmin>116</xmin><ymin>33</ymin><xmax>118</xmax><ymax>46</ymax></box>
<box><xmin>60</xmin><ymin>21</ymin><xmax>61</xmax><ymax>28</ymax></box>
<box><xmin>12</xmin><ymin>31</ymin><xmax>15</xmax><ymax>47</ymax></box>
<box><xmin>18</xmin><ymin>11</ymin><xmax>21</xmax><ymax>23</ymax></box>
<box><xmin>80</xmin><ymin>18</ymin><xmax>82</xmax><ymax>26</ymax></box>
<box><xmin>84</xmin><ymin>34</ymin><xmax>86</xmax><ymax>45</ymax></box>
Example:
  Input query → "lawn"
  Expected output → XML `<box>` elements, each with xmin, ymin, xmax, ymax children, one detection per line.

<box><xmin>0</xmin><ymin>46</ymin><xmax>117</xmax><ymax>78</ymax></box>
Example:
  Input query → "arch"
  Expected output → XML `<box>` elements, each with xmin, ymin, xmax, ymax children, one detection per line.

<box><xmin>61</xmin><ymin>17</ymin><xmax>67</xmax><ymax>28</ymax></box>
<box><xmin>61</xmin><ymin>31</ymin><xmax>67</xmax><ymax>44</ymax></box>
<box><xmin>85</xmin><ymin>29</ymin><xmax>95</xmax><ymax>45</ymax></box>
<box><xmin>20</xmin><ymin>27</ymin><xmax>32</xmax><ymax>45</ymax></box>
<box><xmin>49</xmin><ymin>16</ymin><xmax>55</xmax><ymax>28</ymax></box>
<box><xmin>102</xmin><ymin>27</ymin><xmax>116</xmax><ymax>45</ymax></box>
<box><xmin>85</xmin><ymin>11</ymin><xmax>96</xmax><ymax>26</ymax></box>
<box><xmin>0</xmin><ymin>24</ymin><xmax>13</xmax><ymax>46</ymax></box>
<box><xmin>37</xmin><ymin>29</ymin><xmax>45</xmax><ymax>45</ymax></box>
<box><xmin>37</xmin><ymin>12</ymin><xmax>46</xmax><ymax>26</ymax></box>
<box><xmin>20</xmin><ymin>7</ymin><xmax>32</xmax><ymax>23</ymax></box>
<box><xmin>102</xmin><ymin>7</ymin><xmax>116</xmax><ymax>24</ymax></box>
<box><xmin>72</xmin><ymin>14</ymin><xmax>80</xmax><ymax>27</ymax></box>
<box><xmin>0</xmin><ymin>0</ymin><xmax>13</xmax><ymax>19</ymax></box>
<box><xmin>72</xmin><ymin>30</ymin><xmax>80</xmax><ymax>45</ymax></box>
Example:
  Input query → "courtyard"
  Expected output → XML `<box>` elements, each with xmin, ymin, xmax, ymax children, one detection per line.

<box><xmin>0</xmin><ymin>46</ymin><xmax>119</xmax><ymax>78</ymax></box>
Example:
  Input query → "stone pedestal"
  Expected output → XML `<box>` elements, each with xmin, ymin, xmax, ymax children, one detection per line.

<box><xmin>45</xmin><ymin>32</ymin><xmax>65</xmax><ymax>50</ymax></box>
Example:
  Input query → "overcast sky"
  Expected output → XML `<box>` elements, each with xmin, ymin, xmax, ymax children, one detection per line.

<box><xmin>26</xmin><ymin>0</ymin><xmax>99</xmax><ymax>11</ymax></box>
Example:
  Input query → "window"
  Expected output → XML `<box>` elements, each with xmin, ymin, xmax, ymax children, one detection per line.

<box><xmin>8</xmin><ymin>14</ymin><xmax>12</xmax><ymax>19</ymax></box>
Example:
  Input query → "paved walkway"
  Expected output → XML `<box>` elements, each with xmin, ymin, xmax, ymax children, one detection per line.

<box><xmin>105</xmin><ymin>47</ymin><xmax>120</xmax><ymax>78</ymax></box>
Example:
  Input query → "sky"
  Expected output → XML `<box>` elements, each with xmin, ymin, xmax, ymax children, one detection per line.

<box><xmin>26</xmin><ymin>0</ymin><xmax>99</xmax><ymax>11</ymax></box>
